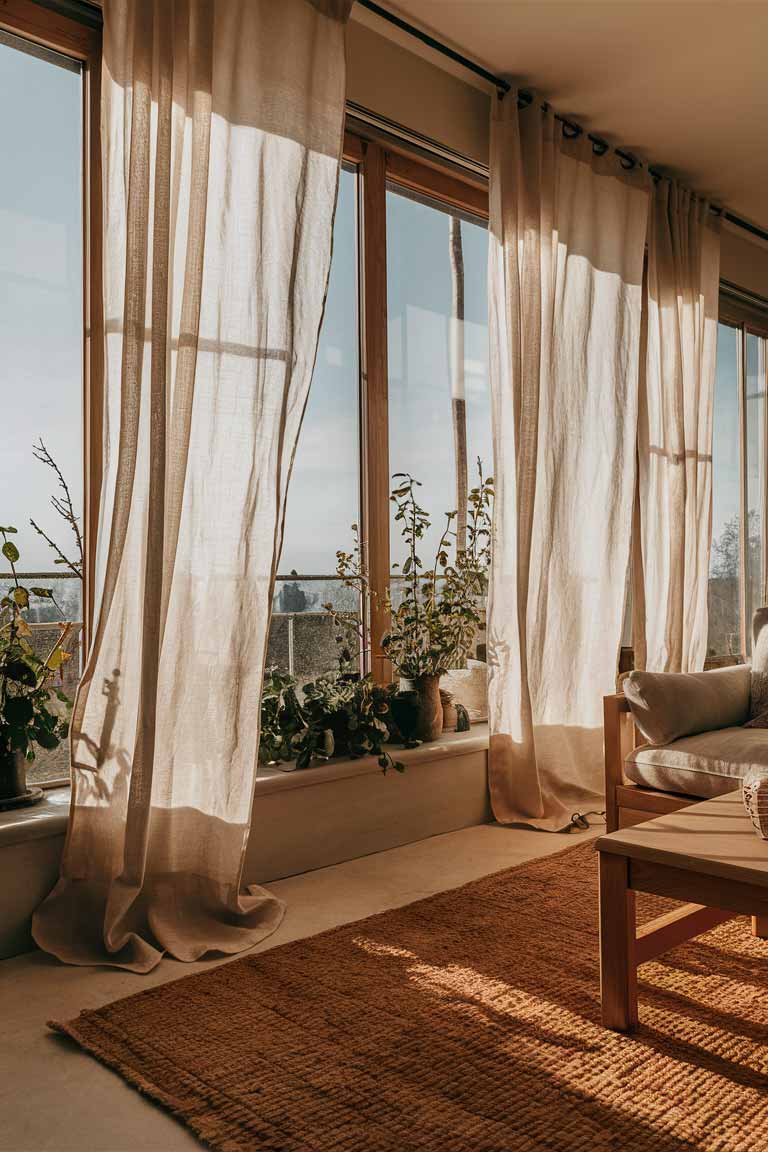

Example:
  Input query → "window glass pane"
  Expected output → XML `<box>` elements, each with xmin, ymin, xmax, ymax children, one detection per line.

<box><xmin>386</xmin><ymin>184</ymin><xmax>491</xmax><ymax>663</ymax></box>
<box><xmin>268</xmin><ymin>166</ymin><xmax>360</xmax><ymax>684</ymax></box>
<box><xmin>745</xmin><ymin>332</ymin><xmax>766</xmax><ymax>644</ymax></box>
<box><xmin>708</xmin><ymin>323</ymin><xmax>742</xmax><ymax>659</ymax></box>
<box><xmin>0</xmin><ymin>34</ymin><xmax>84</xmax><ymax>784</ymax></box>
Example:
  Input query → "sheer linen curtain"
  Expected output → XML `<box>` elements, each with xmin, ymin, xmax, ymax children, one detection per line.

<box><xmin>632</xmin><ymin>182</ymin><xmax>721</xmax><ymax>672</ymax></box>
<box><xmin>487</xmin><ymin>96</ymin><xmax>650</xmax><ymax>831</ymax></box>
<box><xmin>33</xmin><ymin>0</ymin><xmax>351</xmax><ymax>971</ymax></box>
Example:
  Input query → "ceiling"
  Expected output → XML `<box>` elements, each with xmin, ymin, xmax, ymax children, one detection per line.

<box><xmin>373</xmin><ymin>1</ymin><xmax>768</xmax><ymax>231</ymax></box>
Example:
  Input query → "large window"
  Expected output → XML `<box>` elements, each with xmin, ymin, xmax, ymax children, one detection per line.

<box><xmin>709</xmin><ymin>323</ymin><xmax>742</xmax><ymax>658</ymax></box>
<box><xmin>386</xmin><ymin>183</ymin><xmax>491</xmax><ymax>658</ymax></box>
<box><xmin>745</xmin><ymin>331</ymin><xmax>767</xmax><ymax>632</ymax></box>
<box><xmin>386</xmin><ymin>186</ymin><xmax>491</xmax><ymax>562</ymax></box>
<box><xmin>264</xmin><ymin>143</ymin><xmax>491</xmax><ymax>686</ymax></box>
<box><xmin>0</xmin><ymin>27</ymin><xmax>86</xmax><ymax>784</ymax></box>
<box><xmin>267</xmin><ymin>165</ymin><xmax>361</xmax><ymax>686</ymax></box>
<box><xmin>709</xmin><ymin>308</ymin><xmax>768</xmax><ymax>660</ymax></box>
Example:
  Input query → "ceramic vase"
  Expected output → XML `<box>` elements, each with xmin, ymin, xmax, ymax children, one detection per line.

<box><xmin>414</xmin><ymin>674</ymin><xmax>443</xmax><ymax>743</ymax></box>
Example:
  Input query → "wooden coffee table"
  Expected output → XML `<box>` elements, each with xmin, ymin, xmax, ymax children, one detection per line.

<box><xmin>596</xmin><ymin>791</ymin><xmax>768</xmax><ymax>1031</ymax></box>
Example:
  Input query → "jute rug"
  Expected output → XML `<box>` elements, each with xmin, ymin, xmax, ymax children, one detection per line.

<box><xmin>52</xmin><ymin>843</ymin><xmax>767</xmax><ymax>1152</ymax></box>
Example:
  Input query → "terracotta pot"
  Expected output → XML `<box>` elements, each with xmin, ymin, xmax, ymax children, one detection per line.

<box><xmin>414</xmin><ymin>674</ymin><xmax>443</xmax><ymax>743</ymax></box>
<box><xmin>0</xmin><ymin>749</ymin><xmax>27</xmax><ymax>800</ymax></box>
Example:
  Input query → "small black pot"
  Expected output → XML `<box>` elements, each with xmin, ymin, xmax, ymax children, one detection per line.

<box><xmin>0</xmin><ymin>748</ymin><xmax>27</xmax><ymax>800</ymax></box>
<box><xmin>390</xmin><ymin>690</ymin><xmax>420</xmax><ymax>745</ymax></box>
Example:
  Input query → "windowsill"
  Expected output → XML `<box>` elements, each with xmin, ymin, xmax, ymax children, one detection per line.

<box><xmin>254</xmin><ymin>724</ymin><xmax>489</xmax><ymax>796</ymax></box>
<box><xmin>0</xmin><ymin>725</ymin><xmax>490</xmax><ymax>848</ymax></box>
<box><xmin>0</xmin><ymin>786</ymin><xmax>70</xmax><ymax>849</ymax></box>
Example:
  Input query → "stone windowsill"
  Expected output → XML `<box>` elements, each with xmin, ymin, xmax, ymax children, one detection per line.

<box><xmin>0</xmin><ymin>786</ymin><xmax>70</xmax><ymax>849</ymax></box>
<box><xmin>0</xmin><ymin>725</ymin><xmax>490</xmax><ymax>849</ymax></box>
<box><xmin>255</xmin><ymin>725</ymin><xmax>489</xmax><ymax>795</ymax></box>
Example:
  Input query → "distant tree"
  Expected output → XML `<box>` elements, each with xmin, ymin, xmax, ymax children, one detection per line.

<box><xmin>710</xmin><ymin>509</ymin><xmax>760</xmax><ymax>581</ymax></box>
<box><xmin>279</xmin><ymin>571</ymin><xmax>316</xmax><ymax>614</ymax></box>
<box><xmin>707</xmin><ymin>508</ymin><xmax>763</xmax><ymax>658</ymax></box>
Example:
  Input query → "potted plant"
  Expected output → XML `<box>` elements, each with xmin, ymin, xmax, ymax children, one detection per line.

<box><xmin>0</xmin><ymin>527</ymin><xmax>73</xmax><ymax>807</ymax></box>
<box><xmin>258</xmin><ymin>666</ymin><xmax>405</xmax><ymax>774</ymax></box>
<box><xmin>333</xmin><ymin>463</ymin><xmax>493</xmax><ymax>743</ymax></box>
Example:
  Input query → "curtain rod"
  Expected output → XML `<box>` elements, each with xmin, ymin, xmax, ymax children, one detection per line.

<box><xmin>31</xmin><ymin>0</ymin><xmax>102</xmax><ymax>30</ymax></box>
<box><xmin>357</xmin><ymin>0</ymin><xmax>768</xmax><ymax>246</ymax></box>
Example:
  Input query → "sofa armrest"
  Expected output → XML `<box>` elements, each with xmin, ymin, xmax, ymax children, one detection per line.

<box><xmin>604</xmin><ymin>694</ymin><xmax>634</xmax><ymax>833</ymax></box>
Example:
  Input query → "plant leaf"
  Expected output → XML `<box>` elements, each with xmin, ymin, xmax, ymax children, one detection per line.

<box><xmin>3</xmin><ymin>660</ymin><xmax>36</xmax><ymax>686</ymax></box>
<box><xmin>12</xmin><ymin>587</ymin><xmax>29</xmax><ymax>609</ymax></box>
<box><xmin>4</xmin><ymin>695</ymin><xmax>33</xmax><ymax>725</ymax></box>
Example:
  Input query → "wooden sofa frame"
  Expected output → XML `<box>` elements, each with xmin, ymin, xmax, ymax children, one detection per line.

<box><xmin>604</xmin><ymin>692</ymin><xmax>768</xmax><ymax>940</ymax></box>
<box><xmin>603</xmin><ymin>693</ymin><xmax>700</xmax><ymax>833</ymax></box>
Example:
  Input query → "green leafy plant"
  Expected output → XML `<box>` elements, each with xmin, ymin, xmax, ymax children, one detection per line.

<box><xmin>332</xmin><ymin>460</ymin><xmax>494</xmax><ymax>679</ymax></box>
<box><xmin>258</xmin><ymin>668</ymin><xmax>404</xmax><ymax>773</ymax></box>
<box><xmin>0</xmin><ymin>527</ymin><xmax>73</xmax><ymax>769</ymax></box>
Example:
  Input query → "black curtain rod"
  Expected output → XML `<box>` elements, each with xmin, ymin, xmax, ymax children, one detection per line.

<box><xmin>32</xmin><ymin>0</ymin><xmax>102</xmax><ymax>30</ymax></box>
<box><xmin>357</xmin><ymin>0</ymin><xmax>768</xmax><ymax>246</ymax></box>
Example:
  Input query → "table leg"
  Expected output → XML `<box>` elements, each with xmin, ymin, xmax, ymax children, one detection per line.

<box><xmin>752</xmin><ymin>916</ymin><xmax>768</xmax><ymax>939</ymax></box>
<box><xmin>599</xmin><ymin>852</ymin><xmax>638</xmax><ymax>1032</ymax></box>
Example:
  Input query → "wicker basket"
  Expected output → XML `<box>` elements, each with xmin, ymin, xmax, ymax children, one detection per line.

<box><xmin>440</xmin><ymin>662</ymin><xmax>488</xmax><ymax>723</ymax></box>
<box><xmin>742</xmin><ymin>767</ymin><xmax>768</xmax><ymax>841</ymax></box>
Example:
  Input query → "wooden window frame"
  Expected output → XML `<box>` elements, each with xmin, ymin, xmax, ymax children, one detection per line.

<box><xmin>1</xmin><ymin>0</ymin><xmax>102</xmax><ymax>786</ymax></box>
<box><xmin>343</xmin><ymin>128</ymin><xmax>489</xmax><ymax>681</ymax></box>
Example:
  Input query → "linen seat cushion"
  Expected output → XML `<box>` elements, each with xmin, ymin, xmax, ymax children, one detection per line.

<box><xmin>625</xmin><ymin>725</ymin><xmax>768</xmax><ymax>799</ymax></box>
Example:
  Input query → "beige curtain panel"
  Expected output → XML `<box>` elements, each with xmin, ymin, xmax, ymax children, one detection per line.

<box><xmin>487</xmin><ymin>96</ymin><xmax>650</xmax><ymax>831</ymax></box>
<box><xmin>33</xmin><ymin>0</ymin><xmax>351</xmax><ymax>971</ymax></box>
<box><xmin>633</xmin><ymin>182</ymin><xmax>721</xmax><ymax>673</ymax></box>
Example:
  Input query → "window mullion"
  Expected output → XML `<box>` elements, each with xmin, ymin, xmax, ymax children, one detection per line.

<box><xmin>738</xmin><ymin>325</ymin><xmax>749</xmax><ymax>656</ymax></box>
<box><xmin>359</xmin><ymin>140</ymin><xmax>392</xmax><ymax>682</ymax></box>
<box><xmin>762</xmin><ymin>335</ymin><xmax>768</xmax><ymax>608</ymax></box>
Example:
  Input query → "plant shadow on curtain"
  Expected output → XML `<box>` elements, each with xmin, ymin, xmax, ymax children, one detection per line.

<box><xmin>32</xmin><ymin>0</ymin><xmax>352</xmax><ymax>972</ymax></box>
<box><xmin>487</xmin><ymin>94</ymin><xmax>650</xmax><ymax>832</ymax></box>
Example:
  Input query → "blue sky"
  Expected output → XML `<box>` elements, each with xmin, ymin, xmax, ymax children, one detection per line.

<box><xmin>281</xmin><ymin>172</ymin><xmax>492</xmax><ymax>574</ymax></box>
<box><xmin>0</xmin><ymin>38</ymin><xmax>83</xmax><ymax>575</ymax></box>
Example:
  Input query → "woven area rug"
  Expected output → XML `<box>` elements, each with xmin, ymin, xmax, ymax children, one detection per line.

<box><xmin>52</xmin><ymin>842</ymin><xmax>767</xmax><ymax>1152</ymax></box>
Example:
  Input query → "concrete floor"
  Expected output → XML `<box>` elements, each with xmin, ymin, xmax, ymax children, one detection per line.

<box><xmin>0</xmin><ymin>823</ymin><xmax>596</xmax><ymax>1152</ymax></box>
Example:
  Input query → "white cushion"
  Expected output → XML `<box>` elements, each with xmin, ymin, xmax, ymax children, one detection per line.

<box><xmin>625</xmin><ymin>725</ymin><xmax>768</xmax><ymax>799</ymax></box>
<box><xmin>623</xmin><ymin>664</ymin><xmax>751</xmax><ymax>746</ymax></box>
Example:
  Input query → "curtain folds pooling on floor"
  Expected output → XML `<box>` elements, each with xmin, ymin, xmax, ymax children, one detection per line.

<box><xmin>33</xmin><ymin>0</ymin><xmax>352</xmax><ymax>971</ymax></box>
<box><xmin>487</xmin><ymin>95</ymin><xmax>650</xmax><ymax>831</ymax></box>
<box><xmin>632</xmin><ymin>183</ymin><xmax>721</xmax><ymax>673</ymax></box>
